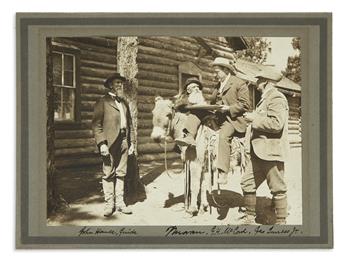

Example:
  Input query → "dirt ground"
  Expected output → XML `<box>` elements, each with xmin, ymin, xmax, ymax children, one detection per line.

<box><xmin>48</xmin><ymin>148</ymin><xmax>302</xmax><ymax>226</ymax></box>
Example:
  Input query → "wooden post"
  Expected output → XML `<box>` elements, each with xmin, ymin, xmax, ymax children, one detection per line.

<box><xmin>117</xmin><ymin>37</ymin><xmax>139</xmax><ymax>153</ymax></box>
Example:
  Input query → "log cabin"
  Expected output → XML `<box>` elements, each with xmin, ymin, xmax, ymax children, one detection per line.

<box><xmin>48</xmin><ymin>36</ymin><xmax>301</xmax><ymax>174</ymax></box>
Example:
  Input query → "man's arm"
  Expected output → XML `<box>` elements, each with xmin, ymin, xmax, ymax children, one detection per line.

<box><xmin>174</xmin><ymin>95</ymin><xmax>190</xmax><ymax>112</ymax></box>
<box><xmin>252</xmin><ymin>95</ymin><xmax>289</xmax><ymax>134</ymax></box>
<box><xmin>92</xmin><ymin>98</ymin><xmax>107</xmax><ymax>148</ymax></box>
<box><xmin>228</xmin><ymin>82</ymin><xmax>250</xmax><ymax>118</ymax></box>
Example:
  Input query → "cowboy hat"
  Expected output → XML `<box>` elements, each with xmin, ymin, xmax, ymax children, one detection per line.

<box><xmin>184</xmin><ymin>77</ymin><xmax>203</xmax><ymax>90</ymax></box>
<box><xmin>104</xmin><ymin>72</ymin><xmax>127</xmax><ymax>89</ymax></box>
<box><xmin>235</xmin><ymin>71</ymin><xmax>258</xmax><ymax>84</ymax></box>
<box><xmin>255</xmin><ymin>70</ymin><xmax>283</xmax><ymax>82</ymax></box>
<box><xmin>211</xmin><ymin>56</ymin><xmax>239</xmax><ymax>73</ymax></box>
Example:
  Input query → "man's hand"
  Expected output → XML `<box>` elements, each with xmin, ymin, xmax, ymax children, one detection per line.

<box><xmin>217</xmin><ymin>105</ymin><xmax>230</xmax><ymax>114</ymax></box>
<box><xmin>100</xmin><ymin>144</ymin><xmax>110</xmax><ymax>156</ymax></box>
<box><xmin>243</xmin><ymin>112</ymin><xmax>258</xmax><ymax>123</ymax></box>
<box><xmin>128</xmin><ymin>144</ymin><xmax>135</xmax><ymax>155</ymax></box>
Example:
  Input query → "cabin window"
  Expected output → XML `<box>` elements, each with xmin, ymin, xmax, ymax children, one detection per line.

<box><xmin>52</xmin><ymin>45</ymin><xmax>80</xmax><ymax>123</ymax></box>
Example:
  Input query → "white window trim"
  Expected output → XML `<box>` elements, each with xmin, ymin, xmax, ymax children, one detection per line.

<box><xmin>53</xmin><ymin>51</ymin><xmax>76</xmax><ymax>121</ymax></box>
<box><xmin>52</xmin><ymin>51</ymin><xmax>76</xmax><ymax>88</ymax></box>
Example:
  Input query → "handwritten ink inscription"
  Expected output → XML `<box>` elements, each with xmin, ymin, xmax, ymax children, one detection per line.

<box><xmin>77</xmin><ymin>225</ymin><xmax>302</xmax><ymax>237</ymax></box>
<box><xmin>78</xmin><ymin>226</ymin><xmax>137</xmax><ymax>237</ymax></box>
<box><xmin>253</xmin><ymin>225</ymin><xmax>301</xmax><ymax>237</ymax></box>
<box><xmin>165</xmin><ymin>226</ymin><xmax>207</xmax><ymax>237</ymax></box>
<box><xmin>164</xmin><ymin>225</ymin><xmax>302</xmax><ymax>237</ymax></box>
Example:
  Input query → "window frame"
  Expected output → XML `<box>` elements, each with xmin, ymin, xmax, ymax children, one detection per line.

<box><xmin>51</xmin><ymin>43</ymin><xmax>81</xmax><ymax>127</ymax></box>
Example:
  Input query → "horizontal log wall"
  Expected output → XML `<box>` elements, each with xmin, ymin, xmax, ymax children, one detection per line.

<box><xmin>53</xmin><ymin>37</ymin><xmax>117</xmax><ymax>168</ymax></box>
<box><xmin>136</xmin><ymin>37</ymin><xmax>231</xmax><ymax>164</ymax></box>
<box><xmin>54</xmin><ymin>36</ymin><xmax>302</xmax><ymax>169</ymax></box>
<box><xmin>287</xmin><ymin>96</ymin><xmax>302</xmax><ymax>148</ymax></box>
<box><xmin>136</xmin><ymin>36</ymin><xmax>302</xmax><ymax>166</ymax></box>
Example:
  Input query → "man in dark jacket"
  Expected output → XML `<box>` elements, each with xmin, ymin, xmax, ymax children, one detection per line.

<box><xmin>175</xmin><ymin>57</ymin><xmax>250</xmax><ymax>185</ymax></box>
<box><xmin>241</xmin><ymin>71</ymin><xmax>289</xmax><ymax>225</ymax></box>
<box><xmin>92</xmin><ymin>72</ymin><xmax>135</xmax><ymax>217</ymax></box>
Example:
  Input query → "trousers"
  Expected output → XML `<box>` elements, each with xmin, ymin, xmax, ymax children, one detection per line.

<box><xmin>241</xmin><ymin>151</ymin><xmax>287</xmax><ymax>195</ymax></box>
<box><xmin>102</xmin><ymin>133</ymin><xmax>129</xmax><ymax>180</ymax></box>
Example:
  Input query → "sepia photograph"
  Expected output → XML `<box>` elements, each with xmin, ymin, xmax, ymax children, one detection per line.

<box><xmin>16</xmin><ymin>13</ymin><xmax>332</xmax><ymax>248</ymax></box>
<box><xmin>46</xmin><ymin>36</ymin><xmax>302</xmax><ymax>227</ymax></box>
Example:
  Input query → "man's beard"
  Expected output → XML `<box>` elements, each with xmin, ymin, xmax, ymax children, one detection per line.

<box><xmin>111</xmin><ymin>89</ymin><xmax>124</xmax><ymax>98</ymax></box>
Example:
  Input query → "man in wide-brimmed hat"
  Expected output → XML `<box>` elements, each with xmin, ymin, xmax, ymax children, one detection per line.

<box><xmin>92</xmin><ymin>72</ymin><xmax>135</xmax><ymax>217</ymax></box>
<box><xmin>175</xmin><ymin>56</ymin><xmax>250</xmax><ymax>185</ymax></box>
<box><xmin>174</xmin><ymin>77</ymin><xmax>206</xmax><ymax>112</ymax></box>
<box><xmin>241</xmin><ymin>70</ymin><xmax>289</xmax><ymax>225</ymax></box>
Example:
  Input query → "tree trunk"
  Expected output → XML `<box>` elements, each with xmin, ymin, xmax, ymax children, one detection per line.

<box><xmin>117</xmin><ymin>37</ymin><xmax>147</xmax><ymax>205</ymax></box>
<box><xmin>117</xmin><ymin>37</ymin><xmax>139</xmax><ymax>152</ymax></box>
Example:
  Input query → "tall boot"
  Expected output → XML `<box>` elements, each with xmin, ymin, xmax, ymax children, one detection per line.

<box><xmin>273</xmin><ymin>193</ymin><xmax>288</xmax><ymax>225</ymax></box>
<box><xmin>115</xmin><ymin>177</ymin><xmax>132</xmax><ymax>214</ymax></box>
<box><xmin>102</xmin><ymin>179</ymin><xmax>115</xmax><ymax>217</ymax></box>
<box><xmin>240</xmin><ymin>193</ymin><xmax>257</xmax><ymax>225</ymax></box>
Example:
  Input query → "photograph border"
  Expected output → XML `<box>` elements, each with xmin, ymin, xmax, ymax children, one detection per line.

<box><xmin>16</xmin><ymin>13</ymin><xmax>332</xmax><ymax>249</ymax></box>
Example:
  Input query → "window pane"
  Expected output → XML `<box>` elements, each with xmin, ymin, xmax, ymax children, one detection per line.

<box><xmin>64</xmin><ymin>71</ymin><xmax>74</xmax><ymax>87</ymax></box>
<box><xmin>64</xmin><ymin>54</ymin><xmax>74</xmax><ymax>87</ymax></box>
<box><xmin>62</xmin><ymin>88</ymin><xmax>75</xmax><ymax>120</ymax></box>
<box><xmin>62</xmin><ymin>87</ymin><xmax>75</xmax><ymax>102</ymax></box>
<box><xmin>62</xmin><ymin>103</ymin><xmax>74</xmax><ymax>120</ymax></box>
<box><xmin>52</xmin><ymin>53</ymin><xmax>62</xmax><ymax>85</ymax></box>
<box><xmin>64</xmin><ymin>54</ymin><xmax>74</xmax><ymax>71</ymax></box>
<box><xmin>53</xmin><ymin>86</ymin><xmax>63</xmax><ymax>120</ymax></box>
<box><xmin>52</xmin><ymin>51</ymin><xmax>78</xmax><ymax>122</ymax></box>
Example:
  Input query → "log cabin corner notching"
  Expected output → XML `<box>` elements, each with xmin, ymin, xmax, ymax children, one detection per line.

<box><xmin>49</xmin><ymin>36</ymin><xmax>301</xmax><ymax>171</ymax></box>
